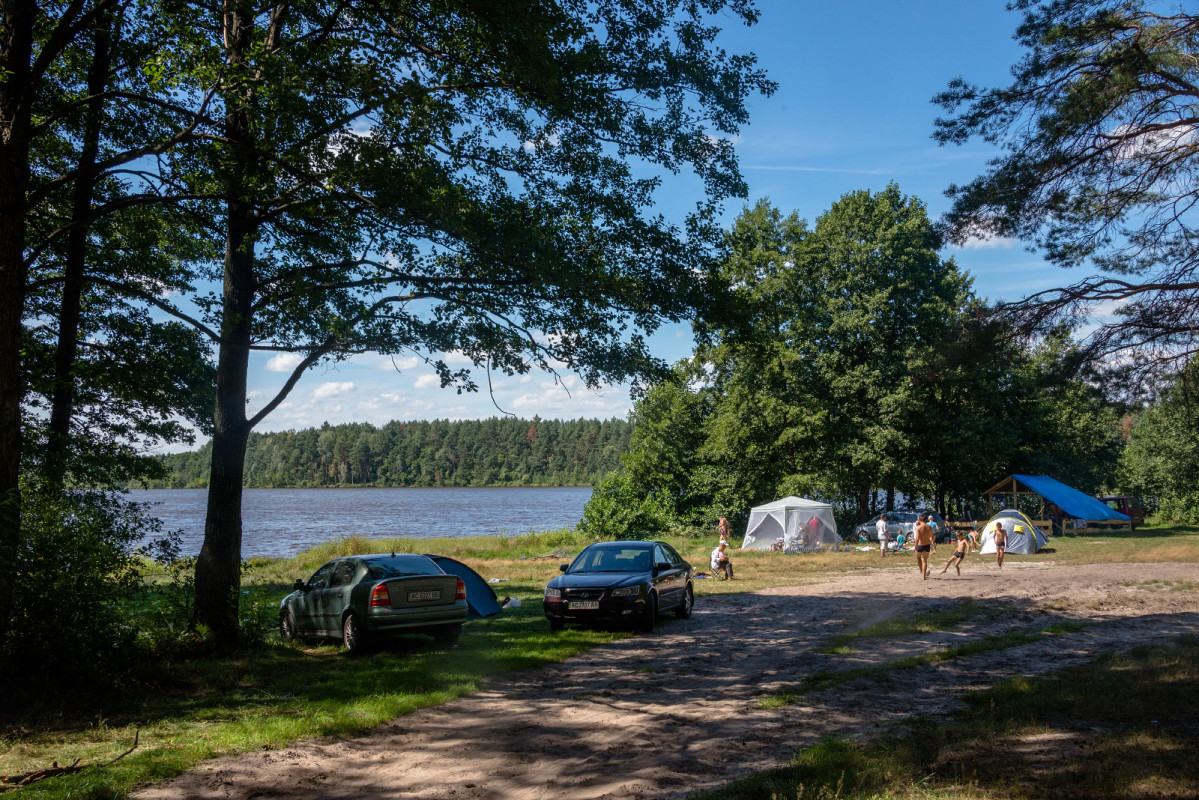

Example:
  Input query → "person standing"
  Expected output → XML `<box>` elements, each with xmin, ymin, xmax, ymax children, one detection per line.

<box><xmin>876</xmin><ymin>514</ymin><xmax>890</xmax><ymax>557</ymax></box>
<box><xmin>913</xmin><ymin>513</ymin><xmax>935</xmax><ymax>580</ymax></box>
<box><xmin>992</xmin><ymin>522</ymin><xmax>1008</xmax><ymax>569</ymax></box>
<box><xmin>716</xmin><ymin>515</ymin><xmax>731</xmax><ymax>545</ymax></box>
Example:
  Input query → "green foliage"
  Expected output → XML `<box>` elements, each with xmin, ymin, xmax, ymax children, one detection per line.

<box><xmin>1120</xmin><ymin>375</ymin><xmax>1199</xmax><ymax>523</ymax></box>
<box><xmin>144</xmin><ymin>417</ymin><xmax>630</xmax><ymax>489</ymax></box>
<box><xmin>2</xmin><ymin>489</ymin><xmax>149</xmax><ymax>709</ymax></box>
<box><xmin>934</xmin><ymin>0</ymin><xmax>1199</xmax><ymax>386</ymax></box>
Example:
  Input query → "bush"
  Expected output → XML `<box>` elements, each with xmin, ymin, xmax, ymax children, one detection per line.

<box><xmin>1</xmin><ymin>489</ymin><xmax>151</xmax><ymax>709</ymax></box>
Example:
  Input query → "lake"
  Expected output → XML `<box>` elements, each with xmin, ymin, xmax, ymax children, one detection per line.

<box><xmin>128</xmin><ymin>487</ymin><xmax>594</xmax><ymax>559</ymax></box>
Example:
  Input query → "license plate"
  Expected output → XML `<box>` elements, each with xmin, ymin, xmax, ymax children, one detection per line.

<box><xmin>568</xmin><ymin>600</ymin><xmax>599</xmax><ymax>610</ymax></box>
<box><xmin>407</xmin><ymin>590</ymin><xmax>441</xmax><ymax>602</ymax></box>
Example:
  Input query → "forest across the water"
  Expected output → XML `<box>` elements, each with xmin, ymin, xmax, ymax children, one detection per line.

<box><xmin>145</xmin><ymin>417</ymin><xmax>631</xmax><ymax>488</ymax></box>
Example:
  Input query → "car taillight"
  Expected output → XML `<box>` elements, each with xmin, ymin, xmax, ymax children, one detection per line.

<box><xmin>456</xmin><ymin>578</ymin><xmax>466</xmax><ymax>601</ymax></box>
<box><xmin>371</xmin><ymin>583</ymin><xmax>390</xmax><ymax>607</ymax></box>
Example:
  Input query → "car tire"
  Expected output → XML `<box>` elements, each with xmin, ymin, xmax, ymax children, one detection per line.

<box><xmin>549</xmin><ymin>618</ymin><xmax>564</xmax><ymax>632</ymax></box>
<box><xmin>676</xmin><ymin>585</ymin><xmax>693</xmax><ymax>619</ymax></box>
<box><xmin>342</xmin><ymin>612</ymin><xmax>368</xmax><ymax>654</ymax></box>
<box><xmin>279</xmin><ymin>609</ymin><xmax>297</xmax><ymax>641</ymax></box>
<box><xmin>432</xmin><ymin>623</ymin><xmax>462</xmax><ymax>647</ymax></box>
<box><xmin>638</xmin><ymin>593</ymin><xmax>657</xmax><ymax>634</ymax></box>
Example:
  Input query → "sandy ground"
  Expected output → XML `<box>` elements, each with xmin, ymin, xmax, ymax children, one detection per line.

<box><xmin>137</xmin><ymin>559</ymin><xmax>1199</xmax><ymax>800</ymax></box>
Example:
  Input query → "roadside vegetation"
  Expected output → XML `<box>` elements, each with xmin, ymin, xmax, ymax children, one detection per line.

<box><xmin>3</xmin><ymin>523</ymin><xmax>1197</xmax><ymax>798</ymax></box>
<box><xmin>699</xmin><ymin>636</ymin><xmax>1199</xmax><ymax>800</ymax></box>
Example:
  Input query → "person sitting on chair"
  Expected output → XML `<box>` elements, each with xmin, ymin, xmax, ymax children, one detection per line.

<box><xmin>710</xmin><ymin>540</ymin><xmax>734</xmax><ymax>580</ymax></box>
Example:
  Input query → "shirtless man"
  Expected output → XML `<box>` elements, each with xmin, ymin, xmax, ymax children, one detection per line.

<box><xmin>992</xmin><ymin>522</ymin><xmax>1008</xmax><ymax>568</ymax></box>
<box><xmin>913</xmin><ymin>513</ymin><xmax>935</xmax><ymax>580</ymax></box>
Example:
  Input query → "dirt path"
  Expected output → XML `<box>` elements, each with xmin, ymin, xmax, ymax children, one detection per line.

<box><xmin>137</xmin><ymin>560</ymin><xmax>1199</xmax><ymax>800</ymax></box>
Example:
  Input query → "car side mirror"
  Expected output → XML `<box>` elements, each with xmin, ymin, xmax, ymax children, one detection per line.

<box><xmin>655</xmin><ymin>562</ymin><xmax>671</xmax><ymax>573</ymax></box>
<box><xmin>559</xmin><ymin>563</ymin><xmax>569</xmax><ymax>572</ymax></box>
<box><xmin>293</xmin><ymin>579</ymin><xmax>307</xmax><ymax>592</ymax></box>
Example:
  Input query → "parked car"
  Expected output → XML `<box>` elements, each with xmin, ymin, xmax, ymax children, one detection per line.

<box><xmin>1097</xmin><ymin>495</ymin><xmax>1145</xmax><ymax>529</ymax></box>
<box><xmin>279</xmin><ymin>553</ymin><xmax>469</xmax><ymax>652</ymax></box>
<box><xmin>854</xmin><ymin>510</ymin><xmax>950</xmax><ymax>544</ymax></box>
<box><xmin>543</xmin><ymin>540</ymin><xmax>693</xmax><ymax>633</ymax></box>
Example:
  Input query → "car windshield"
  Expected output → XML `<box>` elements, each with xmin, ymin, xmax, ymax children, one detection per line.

<box><xmin>365</xmin><ymin>555</ymin><xmax>442</xmax><ymax>580</ymax></box>
<box><xmin>569</xmin><ymin>546</ymin><xmax>652</xmax><ymax>573</ymax></box>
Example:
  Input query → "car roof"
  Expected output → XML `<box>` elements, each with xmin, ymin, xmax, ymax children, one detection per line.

<box><xmin>585</xmin><ymin>540</ymin><xmax>659</xmax><ymax>548</ymax></box>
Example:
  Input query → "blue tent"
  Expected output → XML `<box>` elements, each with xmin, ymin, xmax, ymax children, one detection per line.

<box><xmin>988</xmin><ymin>475</ymin><xmax>1131</xmax><ymax>522</ymax></box>
<box><xmin>424</xmin><ymin>555</ymin><xmax>503</xmax><ymax>619</ymax></box>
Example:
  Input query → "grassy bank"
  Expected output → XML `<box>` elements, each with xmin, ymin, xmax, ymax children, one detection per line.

<box><xmin>697</xmin><ymin>635</ymin><xmax>1199</xmax><ymax>800</ymax></box>
<box><xmin>3</xmin><ymin>522</ymin><xmax>1197</xmax><ymax>798</ymax></box>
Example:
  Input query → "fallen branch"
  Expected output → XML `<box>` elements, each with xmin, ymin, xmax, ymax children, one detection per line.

<box><xmin>0</xmin><ymin>730</ymin><xmax>139</xmax><ymax>790</ymax></box>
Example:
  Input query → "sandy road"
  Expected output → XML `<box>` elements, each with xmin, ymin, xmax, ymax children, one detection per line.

<box><xmin>137</xmin><ymin>560</ymin><xmax>1199</xmax><ymax>800</ymax></box>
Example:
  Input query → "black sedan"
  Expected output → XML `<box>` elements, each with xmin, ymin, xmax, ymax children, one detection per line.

<box><xmin>543</xmin><ymin>540</ymin><xmax>693</xmax><ymax>633</ymax></box>
<box><xmin>280</xmin><ymin>553</ymin><xmax>469</xmax><ymax>652</ymax></box>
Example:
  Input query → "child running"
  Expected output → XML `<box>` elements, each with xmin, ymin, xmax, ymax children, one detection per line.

<box><xmin>940</xmin><ymin>533</ymin><xmax>969</xmax><ymax>575</ymax></box>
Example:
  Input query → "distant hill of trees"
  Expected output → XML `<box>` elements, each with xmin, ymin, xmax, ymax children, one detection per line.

<box><xmin>145</xmin><ymin>417</ymin><xmax>631</xmax><ymax>488</ymax></box>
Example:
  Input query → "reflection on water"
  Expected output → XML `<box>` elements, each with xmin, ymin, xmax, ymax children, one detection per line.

<box><xmin>128</xmin><ymin>486</ymin><xmax>592</xmax><ymax>559</ymax></box>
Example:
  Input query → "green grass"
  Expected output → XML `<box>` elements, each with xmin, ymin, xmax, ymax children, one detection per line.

<box><xmin>695</xmin><ymin>636</ymin><xmax>1199</xmax><ymax>800</ymax></box>
<box><xmin>5</xmin><ymin>522</ymin><xmax>1196</xmax><ymax>798</ymax></box>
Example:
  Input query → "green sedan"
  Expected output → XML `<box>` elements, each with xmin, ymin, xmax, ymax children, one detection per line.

<box><xmin>280</xmin><ymin>553</ymin><xmax>469</xmax><ymax>652</ymax></box>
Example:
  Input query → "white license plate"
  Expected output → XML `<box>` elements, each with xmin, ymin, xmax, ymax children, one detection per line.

<box><xmin>407</xmin><ymin>590</ymin><xmax>441</xmax><ymax>602</ymax></box>
<box><xmin>568</xmin><ymin>600</ymin><xmax>599</xmax><ymax>610</ymax></box>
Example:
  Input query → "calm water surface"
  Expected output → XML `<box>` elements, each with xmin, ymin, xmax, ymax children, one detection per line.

<box><xmin>129</xmin><ymin>487</ymin><xmax>593</xmax><ymax>558</ymax></box>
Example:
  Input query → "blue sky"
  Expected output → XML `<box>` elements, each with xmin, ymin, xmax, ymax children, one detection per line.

<box><xmin>233</xmin><ymin>1</ymin><xmax>1069</xmax><ymax>439</ymax></box>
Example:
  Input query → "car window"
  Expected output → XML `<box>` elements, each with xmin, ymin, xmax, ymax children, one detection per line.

<box><xmin>653</xmin><ymin>544</ymin><xmax>669</xmax><ymax>566</ymax></box>
<box><xmin>307</xmin><ymin>561</ymin><xmax>337</xmax><ymax>589</ymax></box>
<box><xmin>331</xmin><ymin>561</ymin><xmax>357</xmax><ymax>587</ymax></box>
<box><xmin>571</xmin><ymin>546</ymin><xmax>651</xmax><ymax>573</ymax></box>
<box><xmin>662</xmin><ymin>543</ymin><xmax>685</xmax><ymax>567</ymax></box>
<box><xmin>365</xmin><ymin>555</ymin><xmax>442</xmax><ymax>580</ymax></box>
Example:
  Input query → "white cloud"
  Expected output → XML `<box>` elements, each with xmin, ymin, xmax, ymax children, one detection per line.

<box><xmin>380</xmin><ymin>356</ymin><xmax>421</xmax><ymax>371</ymax></box>
<box><xmin>957</xmin><ymin>235</ymin><xmax>1017</xmax><ymax>250</ymax></box>
<box><xmin>414</xmin><ymin>374</ymin><xmax>441</xmax><ymax>389</ymax></box>
<box><xmin>519</xmin><ymin>375</ymin><xmax>533</xmax><ymax>384</ymax></box>
<box><xmin>312</xmin><ymin>381</ymin><xmax>355</xmax><ymax>399</ymax></box>
<box><xmin>441</xmin><ymin>350</ymin><xmax>475</xmax><ymax>364</ymax></box>
<box><xmin>265</xmin><ymin>353</ymin><xmax>305</xmax><ymax>372</ymax></box>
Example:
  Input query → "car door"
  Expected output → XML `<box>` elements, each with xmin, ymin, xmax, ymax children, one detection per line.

<box><xmin>653</xmin><ymin>544</ymin><xmax>681</xmax><ymax>609</ymax></box>
<box><xmin>319</xmin><ymin>560</ymin><xmax>359</xmax><ymax>635</ymax></box>
<box><xmin>293</xmin><ymin>561</ymin><xmax>337</xmax><ymax>634</ymax></box>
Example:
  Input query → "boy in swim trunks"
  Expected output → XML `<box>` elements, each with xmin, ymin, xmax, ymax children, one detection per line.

<box><xmin>913</xmin><ymin>513</ymin><xmax>935</xmax><ymax>580</ymax></box>
<box><xmin>992</xmin><ymin>522</ymin><xmax>1007</xmax><ymax>568</ymax></box>
<box><xmin>940</xmin><ymin>532</ymin><xmax>969</xmax><ymax>575</ymax></box>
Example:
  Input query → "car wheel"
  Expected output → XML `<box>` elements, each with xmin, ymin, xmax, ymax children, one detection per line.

<box><xmin>341</xmin><ymin>613</ymin><xmax>368</xmax><ymax>654</ymax></box>
<box><xmin>432</xmin><ymin>623</ymin><xmax>462</xmax><ymax>647</ymax></box>
<box><xmin>549</xmin><ymin>618</ymin><xmax>564</xmax><ymax>633</ymax></box>
<box><xmin>676</xmin><ymin>585</ymin><xmax>693</xmax><ymax>619</ymax></box>
<box><xmin>638</xmin><ymin>593</ymin><xmax>657</xmax><ymax>633</ymax></box>
<box><xmin>279</xmin><ymin>609</ymin><xmax>297</xmax><ymax>641</ymax></box>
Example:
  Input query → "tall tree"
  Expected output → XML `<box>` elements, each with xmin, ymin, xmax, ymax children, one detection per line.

<box><xmin>933</xmin><ymin>0</ymin><xmax>1199</xmax><ymax>392</ymax></box>
<box><xmin>142</xmin><ymin>0</ymin><xmax>773</xmax><ymax>642</ymax></box>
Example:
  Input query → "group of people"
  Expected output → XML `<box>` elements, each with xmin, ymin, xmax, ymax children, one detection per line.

<box><xmin>709</xmin><ymin>516</ymin><xmax>734</xmax><ymax>580</ymax></box>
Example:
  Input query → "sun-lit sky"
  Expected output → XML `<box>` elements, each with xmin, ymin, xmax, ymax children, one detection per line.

<box><xmin>232</xmin><ymin>1</ymin><xmax>1071</xmax><ymax>439</ymax></box>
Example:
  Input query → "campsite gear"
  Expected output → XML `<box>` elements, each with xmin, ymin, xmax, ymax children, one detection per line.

<box><xmin>742</xmin><ymin>496</ymin><xmax>841</xmax><ymax>551</ymax></box>
<box><xmin>984</xmin><ymin>475</ymin><xmax>1132</xmax><ymax>525</ymax></box>
<box><xmin>424</xmin><ymin>554</ymin><xmax>503</xmax><ymax>619</ymax></box>
<box><xmin>979</xmin><ymin>510</ymin><xmax>1048</xmax><ymax>555</ymax></box>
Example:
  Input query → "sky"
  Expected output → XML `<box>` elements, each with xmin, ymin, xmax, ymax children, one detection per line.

<box><xmin>226</xmin><ymin>1</ymin><xmax>1072</xmax><ymax>442</ymax></box>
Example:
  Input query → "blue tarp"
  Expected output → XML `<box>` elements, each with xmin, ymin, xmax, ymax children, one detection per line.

<box><xmin>1010</xmin><ymin>475</ymin><xmax>1131</xmax><ymax>522</ymax></box>
<box><xmin>424</xmin><ymin>555</ymin><xmax>503</xmax><ymax>619</ymax></box>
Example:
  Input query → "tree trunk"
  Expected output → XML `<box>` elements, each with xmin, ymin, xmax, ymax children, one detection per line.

<box><xmin>0</xmin><ymin>0</ymin><xmax>36</xmax><ymax>647</ymax></box>
<box><xmin>44</xmin><ymin>13</ymin><xmax>113</xmax><ymax>489</ymax></box>
<box><xmin>192</xmin><ymin>195</ymin><xmax>255</xmax><ymax>644</ymax></box>
<box><xmin>192</xmin><ymin>0</ymin><xmax>263</xmax><ymax>644</ymax></box>
<box><xmin>886</xmin><ymin>486</ymin><xmax>895</xmax><ymax>512</ymax></box>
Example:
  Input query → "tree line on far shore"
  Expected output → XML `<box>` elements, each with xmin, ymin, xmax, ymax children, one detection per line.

<box><xmin>146</xmin><ymin>418</ymin><xmax>631</xmax><ymax>489</ymax></box>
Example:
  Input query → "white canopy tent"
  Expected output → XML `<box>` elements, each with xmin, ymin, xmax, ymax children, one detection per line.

<box><xmin>741</xmin><ymin>496</ymin><xmax>840</xmax><ymax>552</ymax></box>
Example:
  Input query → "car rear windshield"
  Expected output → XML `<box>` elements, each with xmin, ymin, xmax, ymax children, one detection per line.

<box><xmin>570</xmin><ymin>546</ymin><xmax>653</xmax><ymax>573</ymax></box>
<box><xmin>365</xmin><ymin>555</ymin><xmax>443</xmax><ymax>580</ymax></box>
